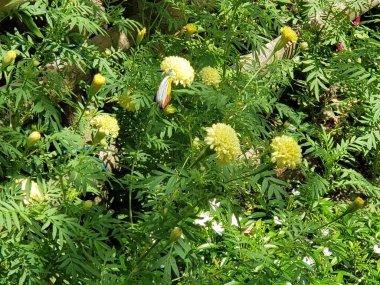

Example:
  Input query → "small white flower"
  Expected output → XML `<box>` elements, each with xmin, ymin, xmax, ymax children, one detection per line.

<box><xmin>373</xmin><ymin>244</ymin><xmax>380</xmax><ymax>254</ymax></box>
<box><xmin>321</xmin><ymin>229</ymin><xmax>329</xmax><ymax>237</ymax></box>
<box><xmin>231</xmin><ymin>215</ymin><xmax>239</xmax><ymax>227</ymax></box>
<box><xmin>291</xmin><ymin>189</ymin><xmax>300</xmax><ymax>196</ymax></box>
<box><xmin>302</xmin><ymin>256</ymin><xmax>315</xmax><ymax>266</ymax></box>
<box><xmin>323</xmin><ymin>247</ymin><xmax>332</xmax><ymax>256</ymax></box>
<box><xmin>209</xmin><ymin>199</ymin><xmax>220</xmax><ymax>210</ymax></box>
<box><xmin>194</xmin><ymin>211</ymin><xmax>213</xmax><ymax>227</ymax></box>
<box><xmin>212</xmin><ymin>221</ymin><xmax>224</xmax><ymax>235</ymax></box>
<box><xmin>285</xmin><ymin>282</ymin><xmax>292</xmax><ymax>285</ymax></box>
<box><xmin>273</xmin><ymin>216</ymin><xmax>283</xmax><ymax>225</ymax></box>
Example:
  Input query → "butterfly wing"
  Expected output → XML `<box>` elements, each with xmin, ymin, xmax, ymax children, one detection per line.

<box><xmin>155</xmin><ymin>75</ymin><xmax>172</xmax><ymax>109</ymax></box>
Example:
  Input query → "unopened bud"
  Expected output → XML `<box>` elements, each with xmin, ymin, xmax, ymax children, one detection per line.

<box><xmin>136</xmin><ymin>27</ymin><xmax>146</xmax><ymax>45</ymax></box>
<box><xmin>27</xmin><ymin>131</ymin><xmax>41</xmax><ymax>147</ymax></box>
<box><xmin>33</xmin><ymin>60</ymin><xmax>40</xmax><ymax>67</ymax></box>
<box><xmin>83</xmin><ymin>200</ymin><xmax>93</xmax><ymax>210</ymax></box>
<box><xmin>89</xmin><ymin>73</ymin><xmax>106</xmax><ymax>97</ymax></box>
<box><xmin>346</xmin><ymin>197</ymin><xmax>365</xmax><ymax>214</ymax></box>
<box><xmin>300</xmin><ymin>42</ymin><xmax>309</xmax><ymax>50</ymax></box>
<box><xmin>164</xmin><ymin>104</ymin><xmax>176</xmax><ymax>115</ymax></box>
<box><xmin>170</xmin><ymin>227</ymin><xmax>183</xmax><ymax>242</ymax></box>
<box><xmin>2</xmin><ymin>50</ymin><xmax>17</xmax><ymax>67</ymax></box>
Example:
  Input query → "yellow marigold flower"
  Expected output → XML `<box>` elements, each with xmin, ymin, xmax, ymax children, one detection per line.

<box><xmin>205</xmin><ymin>123</ymin><xmax>242</xmax><ymax>164</ymax></box>
<box><xmin>136</xmin><ymin>27</ymin><xmax>146</xmax><ymax>45</ymax></box>
<box><xmin>199</xmin><ymin>66</ymin><xmax>221</xmax><ymax>87</ymax></box>
<box><xmin>271</xmin><ymin>135</ymin><xmax>302</xmax><ymax>169</ymax></box>
<box><xmin>2</xmin><ymin>50</ymin><xmax>17</xmax><ymax>67</ymax></box>
<box><xmin>280</xmin><ymin>26</ymin><xmax>298</xmax><ymax>43</ymax></box>
<box><xmin>184</xmin><ymin>23</ymin><xmax>197</xmax><ymax>35</ymax></box>
<box><xmin>89</xmin><ymin>73</ymin><xmax>106</xmax><ymax>96</ymax></box>
<box><xmin>91</xmin><ymin>114</ymin><xmax>120</xmax><ymax>138</ymax></box>
<box><xmin>27</xmin><ymin>131</ymin><xmax>41</xmax><ymax>147</ymax></box>
<box><xmin>161</xmin><ymin>56</ymin><xmax>194</xmax><ymax>87</ymax></box>
<box><xmin>119</xmin><ymin>92</ymin><xmax>137</xmax><ymax>112</ymax></box>
<box><xmin>20</xmin><ymin>179</ymin><xmax>43</xmax><ymax>205</ymax></box>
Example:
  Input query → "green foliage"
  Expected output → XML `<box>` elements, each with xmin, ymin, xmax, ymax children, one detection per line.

<box><xmin>0</xmin><ymin>0</ymin><xmax>380</xmax><ymax>284</ymax></box>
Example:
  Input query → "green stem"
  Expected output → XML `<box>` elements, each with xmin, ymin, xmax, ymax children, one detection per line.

<box><xmin>128</xmin><ymin>155</ymin><xmax>137</xmax><ymax>226</ymax></box>
<box><xmin>188</xmin><ymin>146</ymin><xmax>209</xmax><ymax>169</ymax></box>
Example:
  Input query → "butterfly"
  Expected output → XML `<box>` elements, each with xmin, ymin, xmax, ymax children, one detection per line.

<box><xmin>155</xmin><ymin>69</ymin><xmax>174</xmax><ymax>109</ymax></box>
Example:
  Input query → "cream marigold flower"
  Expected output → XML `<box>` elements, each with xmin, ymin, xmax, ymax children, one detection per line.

<box><xmin>161</xmin><ymin>56</ymin><xmax>194</xmax><ymax>87</ymax></box>
<box><xmin>205</xmin><ymin>123</ymin><xmax>242</xmax><ymax>164</ymax></box>
<box><xmin>271</xmin><ymin>135</ymin><xmax>302</xmax><ymax>169</ymax></box>
<box><xmin>280</xmin><ymin>26</ymin><xmax>298</xmax><ymax>43</ymax></box>
<box><xmin>90</xmin><ymin>114</ymin><xmax>120</xmax><ymax>138</ymax></box>
<box><xmin>199</xmin><ymin>66</ymin><xmax>221</xmax><ymax>87</ymax></box>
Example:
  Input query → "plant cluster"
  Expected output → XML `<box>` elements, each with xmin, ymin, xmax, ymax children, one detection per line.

<box><xmin>0</xmin><ymin>0</ymin><xmax>380</xmax><ymax>284</ymax></box>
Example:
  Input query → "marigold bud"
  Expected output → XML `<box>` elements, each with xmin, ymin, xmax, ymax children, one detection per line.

<box><xmin>346</xmin><ymin>197</ymin><xmax>365</xmax><ymax>214</ymax></box>
<box><xmin>300</xmin><ymin>42</ymin><xmax>309</xmax><ymax>50</ymax></box>
<box><xmin>170</xmin><ymin>227</ymin><xmax>183</xmax><ymax>242</ymax></box>
<box><xmin>89</xmin><ymin>73</ymin><xmax>106</xmax><ymax>97</ymax></box>
<box><xmin>27</xmin><ymin>131</ymin><xmax>41</xmax><ymax>147</ymax></box>
<box><xmin>164</xmin><ymin>104</ymin><xmax>176</xmax><ymax>115</ymax></box>
<box><xmin>83</xmin><ymin>200</ymin><xmax>93</xmax><ymax>210</ymax></box>
<box><xmin>33</xmin><ymin>60</ymin><xmax>40</xmax><ymax>67</ymax></box>
<box><xmin>136</xmin><ymin>27</ymin><xmax>146</xmax><ymax>45</ymax></box>
<box><xmin>2</xmin><ymin>50</ymin><xmax>17</xmax><ymax>67</ymax></box>
<box><xmin>184</xmin><ymin>23</ymin><xmax>197</xmax><ymax>37</ymax></box>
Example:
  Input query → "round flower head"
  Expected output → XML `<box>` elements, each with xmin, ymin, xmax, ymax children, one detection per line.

<box><xmin>161</xmin><ymin>56</ymin><xmax>194</xmax><ymax>87</ymax></box>
<box><xmin>205</xmin><ymin>123</ymin><xmax>242</xmax><ymax>164</ymax></box>
<box><xmin>271</xmin><ymin>135</ymin><xmax>302</xmax><ymax>169</ymax></box>
<box><xmin>200</xmin><ymin>66</ymin><xmax>221</xmax><ymax>87</ymax></box>
<box><xmin>90</xmin><ymin>114</ymin><xmax>120</xmax><ymax>138</ymax></box>
<box><xmin>280</xmin><ymin>26</ymin><xmax>298</xmax><ymax>43</ymax></box>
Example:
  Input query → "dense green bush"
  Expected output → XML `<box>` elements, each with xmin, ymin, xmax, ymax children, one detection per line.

<box><xmin>0</xmin><ymin>0</ymin><xmax>380</xmax><ymax>284</ymax></box>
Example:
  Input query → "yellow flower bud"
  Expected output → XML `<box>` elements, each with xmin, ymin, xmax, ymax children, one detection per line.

<box><xmin>93</xmin><ymin>73</ymin><xmax>106</xmax><ymax>86</ymax></box>
<box><xmin>192</xmin><ymin>137</ymin><xmax>201</xmax><ymax>149</ymax></box>
<box><xmin>300</xmin><ymin>42</ymin><xmax>309</xmax><ymax>50</ymax></box>
<box><xmin>83</xmin><ymin>200</ymin><xmax>94</xmax><ymax>210</ymax></box>
<box><xmin>346</xmin><ymin>197</ymin><xmax>365</xmax><ymax>214</ymax></box>
<box><xmin>170</xmin><ymin>227</ymin><xmax>183</xmax><ymax>242</ymax></box>
<box><xmin>89</xmin><ymin>73</ymin><xmax>106</xmax><ymax>97</ymax></box>
<box><xmin>33</xmin><ymin>60</ymin><xmax>40</xmax><ymax>67</ymax></box>
<box><xmin>136</xmin><ymin>27</ymin><xmax>146</xmax><ymax>45</ymax></box>
<box><xmin>164</xmin><ymin>104</ymin><xmax>176</xmax><ymax>115</ymax></box>
<box><xmin>27</xmin><ymin>131</ymin><xmax>41</xmax><ymax>147</ymax></box>
<box><xmin>184</xmin><ymin>23</ymin><xmax>197</xmax><ymax>36</ymax></box>
<box><xmin>2</xmin><ymin>50</ymin><xmax>17</xmax><ymax>67</ymax></box>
